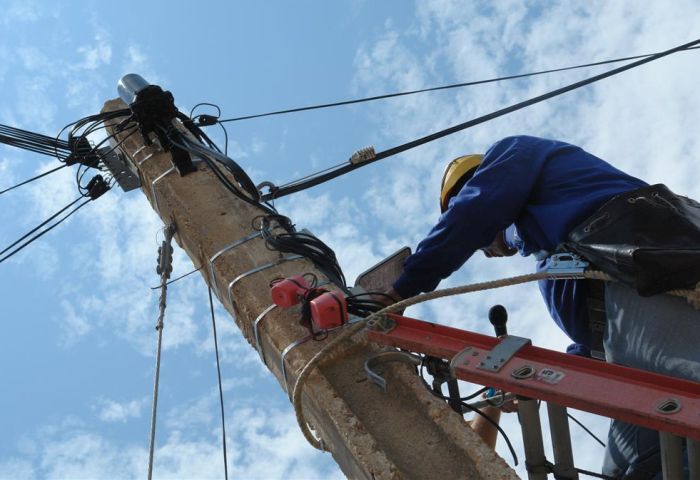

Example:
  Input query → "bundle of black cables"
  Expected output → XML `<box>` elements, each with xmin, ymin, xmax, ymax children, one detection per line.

<box><xmin>159</xmin><ymin>117</ymin><xmax>280</xmax><ymax>218</ymax></box>
<box><xmin>345</xmin><ymin>292</ymin><xmax>395</xmax><ymax>317</ymax></box>
<box><xmin>256</xmin><ymin>214</ymin><xmax>347</xmax><ymax>289</ymax></box>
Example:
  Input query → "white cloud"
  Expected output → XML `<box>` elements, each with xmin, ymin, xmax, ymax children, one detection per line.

<box><xmin>96</xmin><ymin>397</ymin><xmax>147</xmax><ymax>423</ymax></box>
<box><xmin>76</xmin><ymin>34</ymin><xmax>112</xmax><ymax>71</ymax></box>
<box><xmin>0</xmin><ymin>458</ymin><xmax>35</xmax><ymax>479</ymax></box>
<box><xmin>3</xmin><ymin>1</ymin><xmax>41</xmax><ymax>25</ymax></box>
<box><xmin>57</xmin><ymin>300</ymin><xmax>92</xmax><ymax>347</ymax></box>
<box><xmin>4</xmin><ymin>403</ymin><xmax>339</xmax><ymax>480</ymax></box>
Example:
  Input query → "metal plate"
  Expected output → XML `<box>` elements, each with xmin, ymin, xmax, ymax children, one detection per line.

<box><xmin>476</xmin><ymin>335</ymin><xmax>531</xmax><ymax>372</ymax></box>
<box><xmin>100</xmin><ymin>148</ymin><xmax>141</xmax><ymax>192</ymax></box>
<box><xmin>354</xmin><ymin>246</ymin><xmax>411</xmax><ymax>292</ymax></box>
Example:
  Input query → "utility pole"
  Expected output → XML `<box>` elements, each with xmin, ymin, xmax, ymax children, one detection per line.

<box><xmin>102</xmin><ymin>94</ymin><xmax>517</xmax><ymax>480</ymax></box>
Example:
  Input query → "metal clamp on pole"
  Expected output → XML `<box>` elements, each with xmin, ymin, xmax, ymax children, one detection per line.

<box><xmin>364</xmin><ymin>351</ymin><xmax>422</xmax><ymax>391</ymax></box>
<box><xmin>280</xmin><ymin>334</ymin><xmax>314</xmax><ymax>398</ymax></box>
<box><xmin>253</xmin><ymin>304</ymin><xmax>277</xmax><ymax>366</ymax></box>
<box><xmin>226</xmin><ymin>255</ymin><xmax>304</xmax><ymax>308</ymax></box>
<box><xmin>208</xmin><ymin>231</ymin><xmax>264</xmax><ymax>297</ymax></box>
<box><xmin>151</xmin><ymin>165</ymin><xmax>177</xmax><ymax>214</ymax></box>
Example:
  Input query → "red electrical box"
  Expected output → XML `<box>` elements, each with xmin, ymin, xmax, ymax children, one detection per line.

<box><xmin>270</xmin><ymin>275</ymin><xmax>310</xmax><ymax>308</ymax></box>
<box><xmin>309</xmin><ymin>290</ymin><xmax>347</xmax><ymax>330</ymax></box>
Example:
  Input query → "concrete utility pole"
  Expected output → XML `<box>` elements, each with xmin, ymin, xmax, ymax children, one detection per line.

<box><xmin>103</xmin><ymin>97</ymin><xmax>517</xmax><ymax>480</ymax></box>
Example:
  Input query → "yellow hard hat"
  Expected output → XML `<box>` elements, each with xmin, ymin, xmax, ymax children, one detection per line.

<box><xmin>439</xmin><ymin>154</ymin><xmax>483</xmax><ymax>212</ymax></box>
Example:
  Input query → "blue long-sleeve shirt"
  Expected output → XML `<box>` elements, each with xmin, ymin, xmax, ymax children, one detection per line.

<box><xmin>393</xmin><ymin>135</ymin><xmax>647</xmax><ymax>355</ymax></box>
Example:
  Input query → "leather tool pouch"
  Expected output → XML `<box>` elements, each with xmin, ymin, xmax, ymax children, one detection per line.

<box><xmin>566</xmin><ymin>184</ymin><xmax>700</xmax><ymax>296</ymax></box>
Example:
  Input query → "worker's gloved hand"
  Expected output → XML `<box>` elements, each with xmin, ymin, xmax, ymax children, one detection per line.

<box><xmin>373</xmin><ymin>287</ymin><xmax>405</xmax><ymax>314</ymax></box>
<box><xmin>484</xmin><ymin>389</ymin><xmax>518</xmax><ymax>413</ymax></box>
<box><xmin>481</xmin><ymin>231</ymin><xmax>518</xmax><ymax>258</ymax></box>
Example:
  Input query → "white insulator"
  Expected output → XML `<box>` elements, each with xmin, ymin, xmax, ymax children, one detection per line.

<box><xmin>350</xmin><ymin>146</ymin><xmax>376</xmax><ymax>165</ymax></box>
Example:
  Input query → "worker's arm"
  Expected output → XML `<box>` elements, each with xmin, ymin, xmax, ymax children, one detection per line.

<box><xmin>393</xmin><ymin>136</ymin><xmax>550</xmax><ymax>298</ymax></box>
<box><xmin>469</xmin><ymin>405</ymin><xmax>502</xmax><ymax>449</ymax></box>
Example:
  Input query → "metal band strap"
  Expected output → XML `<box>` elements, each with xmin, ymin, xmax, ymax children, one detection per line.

<box><xmin>253</xmin><ymin>304</ymin><xmax>277</xmax><ymax>366</ymax></box>
<box><xmin>226</xmin><ymin>255</ymin><xmax>304</xmax><ymax>308</ymax></box>
<box><xmin>281</xmin><ymin>334</ymin><xmax>314</xmax><ymax>398</ymax></box>
<box><xmin>208</xmin><ymin>231</ymin><xmax>264</xmax><ymax>297</ymax></box>
<box><xmin>151</xmin><ymin>165</ymin><xmax>177</xmax><ymax>214</ymax></box>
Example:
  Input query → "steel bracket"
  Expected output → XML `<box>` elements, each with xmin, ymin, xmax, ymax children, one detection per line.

<box><xmin>476</xmin><ymin>335</ymin><xmax>531</xmax><ymax>373</ymax></box>
<box><xmin>365</xmin><ymin>351</ymin><xmax>422</xmax><ymax>391</ymax></box>
<box><xmin>100</xmin><ymin>147</ymin><xmax>141</xmax><ymax>192</ymax></box>
<box><xmin>366</xmin><ymin>314</ymin><xmax>396</xmax><ymax>333</ymax></box>
<box><xmin>544</xmin><ymin>252</ymin><xmax>589</xmax><ymax>277</ymax></box>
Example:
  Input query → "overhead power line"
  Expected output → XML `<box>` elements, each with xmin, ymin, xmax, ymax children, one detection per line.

<box><xmin>0</xmin><ymin>164</ymin><xmax>68</xmax><ymax>196</ymax></box>
<box><xmin>218</xmin><ymin>46</ymin><xmax>699</xmax><ymax>123</ymax></box>
<box><xmin>261</xmin><ymin>38</ymin><xmax>700</xmax><ymax>201</ymax></box>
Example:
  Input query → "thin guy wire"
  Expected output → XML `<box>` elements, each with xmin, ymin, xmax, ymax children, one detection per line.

<box><xmin>209</xmin><ymin>287</ymin><xmax>229</xmax><ymax>480</ymax></box>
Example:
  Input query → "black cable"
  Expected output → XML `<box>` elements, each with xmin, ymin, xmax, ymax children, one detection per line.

<box><xmin>0</xmin><ymin>164</ymin><xmax>68</xmax><ymax>196</ymax></box>
<box><xmin>0</xmin><ymin>197</ymin><xmax>93</xmax><ymax>265</ymax></box>
<box><xmin>461</xmin><ymin>401</ymin><xmax>519</xmax><ymax>467</ymax></box>
<box><xmin>573</xmin><ymin>467</ymin><xmax>616</xmax><ymax>480</ymax></box>
<box><xmin>219</xmin><ymin>46</ymin><xmax>699</xmax><ymax>123</ymax></box>
<box><xmin>0</xmin><ymin>195</ymin><xmax>85</xmax><ymax>257</ymax></box>
<box><xmin>0</xmin><ymin>124</ymin><xmax>71</xmax><ymax>157</ymax></box>
<box><xmin>418</xmin><ymin>360</ymin><xmax>488</xmax><ymax>402</ymax></box>
<box><xmin>257</xmin><ymin>214</ymin><xmax>347</xmax><ymax>288</ymax></box>
<box><xmin>262</xmin><ymin>38</ymin><xmax>700</xmax><ymax>201</ymax></box>
<box><xmin>163</xmin><ymin>123</ymin><xmax>272</xmax><ymax>215</ymax></box>
<box><xmin>76</xmin><ymin>127</ymin><xmax>137</xmax><ymax>195</ymax></box>
<box><xmin>567</xmin><ymin>412</ymin><xmax>606</xmax><ymax>448</ymax></box>
<box><xmin>208</xmin><ymin>287</ymin><xmax>229</xmax><ymax>480</ymax></box>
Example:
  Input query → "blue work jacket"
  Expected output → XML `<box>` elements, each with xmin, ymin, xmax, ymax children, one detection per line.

<box><xmin>393</xmin><ymin>135</ymin><xmax>647</xmax><ymax>356</ymax></box>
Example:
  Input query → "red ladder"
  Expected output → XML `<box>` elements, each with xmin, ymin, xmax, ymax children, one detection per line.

<box><xmin>367</xmin><ymin>314</ymin><xmax>700</xmax><ymax>479</ymax></box>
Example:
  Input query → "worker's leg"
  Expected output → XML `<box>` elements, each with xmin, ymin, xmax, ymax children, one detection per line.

<box><xmin>601</xmin><ymin>281</ymin><xmax>700</xmax><ymax>479</ymax></box>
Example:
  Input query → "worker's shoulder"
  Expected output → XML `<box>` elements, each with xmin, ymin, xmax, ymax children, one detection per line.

<box><xmin>486</xmin><ymin>135</ymin><xmax>574</xmax><ymax>159</ymax></box>
<box><xmin>489</xmin><ymin>135</ymin><xmax>557</xmax><ymax>150</ymax></box>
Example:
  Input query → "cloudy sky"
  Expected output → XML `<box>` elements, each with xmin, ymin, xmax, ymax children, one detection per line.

<box><xmin>1</xmin><ymin>1</ymin><xmax>699</xmax><ymax>478</ymax></box>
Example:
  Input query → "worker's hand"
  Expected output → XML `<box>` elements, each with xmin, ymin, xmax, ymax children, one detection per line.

<box><xmin>498</xmin><ymin>397</ymin><xmax>518</xmax><ymax>413</ymax></box>
<box><xmin>481</xmin><ymin>231</ymin><xmax>518</xmax><ymax>258</ymax></box>
<box><xmin>373</xmin><ymin>287</ymin><xmax>404</xmax><ymax>314</ymax></box>
<box><xmin>485</xmin><ymin>391</ymin><xmax>518</xmax><ymax>413</ymax></box>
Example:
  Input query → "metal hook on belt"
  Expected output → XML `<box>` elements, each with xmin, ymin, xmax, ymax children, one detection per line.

<box><xmin>364</xmin><ymin>351</ymin><xmax>422</xmax><ymax>391</ymax></box>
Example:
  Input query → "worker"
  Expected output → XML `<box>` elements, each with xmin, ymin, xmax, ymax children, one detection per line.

<box><xmin>382</xmin><ymin>135</ymin><xmax>700</xmax><ymax>479</ymax></box>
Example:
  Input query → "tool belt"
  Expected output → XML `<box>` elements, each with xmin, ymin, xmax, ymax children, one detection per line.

<box><xmin>567</xmin><ymin>184</ymin><xmax>700</xmax><ymax>297</ymax></box>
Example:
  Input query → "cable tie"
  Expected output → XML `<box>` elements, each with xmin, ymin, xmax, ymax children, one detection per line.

<box><xmin>349</xmin><ymin>146</ymin><xmax>376</xmax><ymax>165</ymax></box>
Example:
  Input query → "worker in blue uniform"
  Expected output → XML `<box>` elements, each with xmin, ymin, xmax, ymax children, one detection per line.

<box><xmin>384</xmin><ymin>135</ymin><xmax>700</xmax><ymax>479</ymax></box>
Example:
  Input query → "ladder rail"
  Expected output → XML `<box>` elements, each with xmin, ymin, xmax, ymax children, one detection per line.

<box><xmin>368</xmin><ymin>314</ymin><xmax>700</xmax><ymax>441</ymax></box>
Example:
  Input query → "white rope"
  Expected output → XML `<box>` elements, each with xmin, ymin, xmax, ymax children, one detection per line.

<box><xmin>147</xmin><ymin>224</ymin><xmax>176</xmax><ymax>480</ymax></box>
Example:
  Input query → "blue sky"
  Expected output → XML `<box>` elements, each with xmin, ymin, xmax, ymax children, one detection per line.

<box><xmin>1</xmin><ymin>1</ymin><xmax>699</xmax><ymax>478</ymax></box>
